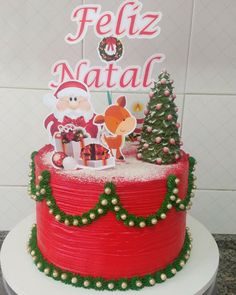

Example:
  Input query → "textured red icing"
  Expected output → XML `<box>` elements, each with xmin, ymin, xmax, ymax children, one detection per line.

<box><xmin>35</xmin><ymin>145</ymin><xmax>189</xmax><ymax>279</ymax></box>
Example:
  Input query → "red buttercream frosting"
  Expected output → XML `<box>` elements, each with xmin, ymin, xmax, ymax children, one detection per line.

<box><xmin>35</xmin><ymin>145</ymin><xmax>189</xmax><ymax>279</ymax></box>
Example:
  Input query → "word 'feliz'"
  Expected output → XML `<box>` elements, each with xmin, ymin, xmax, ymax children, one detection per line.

<box><xmin>66</xmin><ymin>1</ymin><xmax>162</xmax><ymax>43</ymax></box>
<box><xmin>49</xmin><ymin>54</ymin><xmax>165</xmax><ymax>90</ymax></box>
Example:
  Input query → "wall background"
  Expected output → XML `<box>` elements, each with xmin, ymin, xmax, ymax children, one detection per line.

<box><xmin>0</xmin><ymin>0</ymin><xmax>235</xmax><ymax>233</ymax></box>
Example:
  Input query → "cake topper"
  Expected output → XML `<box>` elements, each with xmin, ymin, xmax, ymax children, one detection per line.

<box><xmin>98</xmin><ymin>37</ymin><xmax>123</xmax><ymax>62</ymax></box>
<box><xmin>94</xmin><ymin>96</ymin><xmax>136</xmax><ymax>161</ymax></box>
<box><xmin>49</xmin><ymin>0</ymin><xmax>165</xmax><ymax>91</ymax></box>
<box><xmin>137</xmin><ymin>71</ymin><xmax>182</xmax><ymax>165</ymax></box>
<box><xmin>44</xmin><ymin>80</ymin><xmax>98</xmax><ymax>140</ymax></box>
<box><xmin>44</xmin><ymin>80</ymin><xmax>117</xmax><ymax>170</ymax></box>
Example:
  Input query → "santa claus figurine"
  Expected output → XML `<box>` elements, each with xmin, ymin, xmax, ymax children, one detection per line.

<box><xmin>44</xmin><ymin>80</ymin><xmax>98</xmax><ymax>139</ymax></box>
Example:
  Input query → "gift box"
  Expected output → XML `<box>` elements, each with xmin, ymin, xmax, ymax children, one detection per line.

<box><xmin>53</xmin><ymin>125</ymin><xmax>115</xmax><ymax>170</ymax></box>
<box><xmin>54</xmin><ymin>126</ymin><xmax>87</xmax><ymax>157</ymax></box>
<box><xmin>54</xmin><ymin>132</ymin><xmax>73</xmax><ymax>157</ymax></box>
<box><xmin>80</xmin><ymin>144</ymin><xmax>110</xmax><ymax>166</ymax></box>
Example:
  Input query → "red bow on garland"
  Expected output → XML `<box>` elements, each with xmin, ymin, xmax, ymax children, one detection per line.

<box><xmin>105</xmin><ymin>37</ymin><xmax>117</xmax><ymax>51</ymax></box>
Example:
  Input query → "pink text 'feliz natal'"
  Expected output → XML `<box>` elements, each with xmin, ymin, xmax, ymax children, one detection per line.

<box><xmin>49</xmin><ymin>54</ymin><xmax>165</xmax><ymax>90</ymax></box>
<box><xmin>65</xmin><ymin>1</ymin><xmax>162</xmax><ymax>44</ymax></box>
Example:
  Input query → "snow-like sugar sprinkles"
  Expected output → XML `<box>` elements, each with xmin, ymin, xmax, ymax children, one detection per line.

<box><xmin>42</xmin><ymin>152</ymin><xmax>183</xmax><ymax>182</ymax></box>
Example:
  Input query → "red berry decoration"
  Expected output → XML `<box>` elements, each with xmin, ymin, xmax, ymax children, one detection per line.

<box><xmin>98</xmin><ymin>37</ymin><xmax>123</xmax><ymax>62</ymax></box>
<box><xmin>52</xmin><ymin>152</ymin><xmax>67</xmax><ymax>168</ymax></box>
<box><xmin>155</xmin><ymin>137</ymin><xmax>162</xmax><ymax>144</ymax></box>
<box><xmin>163</xmin><ymin>147</ymin><xmax>169</xmax><ymax>153</ymax></box>
<box><xmin>161</xmin><ymin>78</ymin><xmax>166</xmax><ymax>85</ymax></box>
<box><xmin>164</xmin><ymin>90</ymin><xmax>170</xmax><ymax>97</ymax></box>
<box><xmin>170</xmin><ymin>138</ymin><xmax>176</xmax><ymax>145</ymax></box>
<box><xmin>149</xmin><ymin>92</ymin><xmax>154</xmax><ymax>99</ymax></box>
<box><xmin>156</xmin><ymin>158</ymin><xmax>162</xmax><ymax>165</ymax></box>
<box><xmin>156</xmin><ymin>103</ymin><xmax>162</xmax><ymax>110</ymax></box>
<box><xmin>176</xmin><ymin>123</ymin><xmax>181</xmax><ymax>129</ymax></box>
<box><xmin>137</xmin><ymin>153</ymin><xmax>142</xmax><ymax>160</ymax></box>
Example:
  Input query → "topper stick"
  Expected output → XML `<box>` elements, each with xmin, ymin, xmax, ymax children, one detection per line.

<box><xmin>107</xmin><ymin>91</ymin><xmax>113</xmax><ymax>105</ymax></box>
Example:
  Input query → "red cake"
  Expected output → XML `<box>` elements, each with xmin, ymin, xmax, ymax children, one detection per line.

<box><xmin>28</xmin><ymin>143</ymin><xmax>196</xmax><ymax>291</ymax></box>
<box><xmin>27</xmin><ymin>65</ymin><xmax>196</xmax><ymax>291</ymax></box>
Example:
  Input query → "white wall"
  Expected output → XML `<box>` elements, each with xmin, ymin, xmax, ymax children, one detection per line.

<box><xmin>0</xmin><ymin>0</ymin><xmax>235</xmax><ymax>233</ymax></box>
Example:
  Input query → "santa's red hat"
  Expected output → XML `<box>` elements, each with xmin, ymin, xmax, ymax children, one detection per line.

<box><xmin>54</xmin><ymin>81</ymin><xmax>90</xmax><ymax>99</ymax></box>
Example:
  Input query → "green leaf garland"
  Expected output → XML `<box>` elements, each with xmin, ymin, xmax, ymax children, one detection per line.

<box><xmin>28</xmin><ymin>225</ymin><xmax>192</xmax><ymax>291</ymax></box>
<box><xmin>28</xmin><ymin>152</ymin><xmax>197</xmax><ymax>229</ymax></box>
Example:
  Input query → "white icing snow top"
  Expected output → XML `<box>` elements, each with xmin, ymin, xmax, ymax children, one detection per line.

<box><xmin>42</xmin><ymin>149</ymin><xmax>187</xmax><ymax>183</ymax></box>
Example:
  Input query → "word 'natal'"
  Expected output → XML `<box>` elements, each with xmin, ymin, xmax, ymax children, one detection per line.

<box><xmin>49</xmin><ymin>0</ymin><xmax>165</xmax><ymax>91</ymax></box>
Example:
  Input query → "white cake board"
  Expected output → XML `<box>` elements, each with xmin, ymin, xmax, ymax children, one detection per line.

<box><xmin>0</xmin><ymin>214</ymin><xmax>219</xmax><ymax>295</ymax></box>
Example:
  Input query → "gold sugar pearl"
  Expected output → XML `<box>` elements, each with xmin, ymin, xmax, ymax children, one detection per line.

<box><xmin>101</xmin><ymin>199</ymin><xmax>108</xmax><ymax>206</ymax></box>
<box><xmin>64</xmin><ymin>219</ymin><xmax>70</xmax><ymax>226</ymax></box>
<box><xmin>139</xmin><ymin>221</ymin><xmax>146</xmax><ymax>228</ymax></box>
<box><xmin>55</xmin><ymin>215</ymin><xmax>61</xmax><ymax>221</ymax></box>
<box><xmin>175</xmin><ymin>178</ymin><xmax>180</xmax><ymax>184</ymax></box>
<box><xmin>161</xmin><ymin>273</ymin><xmax>167</xmax><ymax>281</ymax></box>
<box><xmin>90</xmin><ymin>213</ymin><xmax>96</xmax><ymax>220</ymax></box>
<box><xmin>149</xmin><ymin>278</ymin><xmax>155</xmax><ymax>285</ymax></box>
<box><xmin>161</xmin><ymin>213</ymin><xmax>166</xmax><ymax>219</ymax></box>
<box><xmin>44</xmin><ymin>268</ymin><xmax>50</xmax><ymax>275</ymax></box>
<box><xmin>121</xmin><ymin>214</ymin><xmax>127</xmax><ymax>220</ymax></box>
<box><xmin>129</xmin><ymin>220</ymin><xmax>135</xmax><ymax>227</ymax></box>
<box><xmin>73</xmin><ymin>219</ymin><xmax>79</xmax><ymax>226</ymax></box>
<box><xmin>173</xmin><ymin>188</ymin><xmax>179</xmax><ymax>194</ymax></box>
<box><xmin>84</xmin><ymin>280</ymin><xmax>90</xmax><ymax>287</ymax></box>
<box><xmin>96</xmin><ymin>281</ymin><xmax>102</xmax><ymax>288</ymax></box>
<box><xmin>71</xmin><ymin>277</ymin><xmax>78</xmax><ymax>284</ymax></box>
<box><xmin>98</xmin><ymin>208</ymin><xmax>104</xmax><ymax>214</ymax></box>
<box><xmin>61</xmin><ymin>273</ymin><xmax>67</xmax><ymax>280</ymax></box>
<box><xmin>170</xmin><ymin>195</ymin><xmax>176</xmax><ymax>201</ymax></box>
<box><xmin>136</xmin><ymin>280</ymin><xmax>142</xmax><ymax>287</ymax></box>
<box><xmin>53</xmin><ymin>271</ymin><xmax>59</xmax><ymax>278</ymax></box>
<box><xmin>38</xmin><ymin>175</ymin><xmax>43</xmax><ymax>181</ymax></box>
<box><xmin>108</xmin><ymin>283</ymin><xmax>114</xmax><ymax>290</ymax></box>
<box><xmin>105</xmin><ymin>187</ymin><xmax>111</xmax><ymax>195</ymax></box>
<box><xmin>151</xmin><ymin>218</ymin><xmax>157</xmax><ymax>225</ymax></box>
<box><xmin>111</xmin><ymin>198</ymin><xmax>118</xmax><ymax>205</ymax></box>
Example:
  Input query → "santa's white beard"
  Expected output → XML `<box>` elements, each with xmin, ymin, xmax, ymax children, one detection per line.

<box><xmin>53</xmin><ymin>108</ymin><xmax>94</xmax><ymax>122</ymax></box>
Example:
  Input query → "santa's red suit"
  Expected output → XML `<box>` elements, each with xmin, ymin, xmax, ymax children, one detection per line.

<box><xmin>44</xmin><ymin>113</ymin><xmax>98</xmax><ymax>138</ymax></box>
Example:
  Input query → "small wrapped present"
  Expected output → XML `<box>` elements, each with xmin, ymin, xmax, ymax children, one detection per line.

<box><xmin>80</xmin><ymin>144</ymin><xmax>110</xmax><ymax>167</ymax></box>
<box><xmin>54</xmin><ymin>125</ymin><xmax>87</xmax><ymax>158</ymax></box>
<box><xmin>71</xmin><ymin>134</ymin><xmax>86</xmax><ymax>160</ymax></box>
<box><xmin>54</xmin><ymin>132</ymin><xmax>73</xmax><ymax>156</ymax></box>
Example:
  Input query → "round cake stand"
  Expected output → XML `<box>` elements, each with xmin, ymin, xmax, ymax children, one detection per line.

<box><xmin>0</xmin><ymin>214</ymin><xmax>219</xmax><ymax>295</ymax></box>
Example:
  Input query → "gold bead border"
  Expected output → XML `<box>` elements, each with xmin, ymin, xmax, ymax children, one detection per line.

<box><xmin>28</xmin><ymin>152</ymin><xmax>196</xmax><ymax>228</ymax></box>
<box><xmin>28</xmin><ymin>224</ymin><xmax>192</xmax><ymax>291</ymax></box>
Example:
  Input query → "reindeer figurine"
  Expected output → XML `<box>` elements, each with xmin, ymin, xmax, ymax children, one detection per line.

<box><xmin>94</xmin><ymin>96</ymin><xmax>136</xmax><ymax>160</ymax></box>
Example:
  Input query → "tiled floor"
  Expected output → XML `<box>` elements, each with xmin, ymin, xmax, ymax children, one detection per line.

<box><xmin>0</xmin><ymin>232</ymin><xmax>235</xmax><ymax>294</ymax></box>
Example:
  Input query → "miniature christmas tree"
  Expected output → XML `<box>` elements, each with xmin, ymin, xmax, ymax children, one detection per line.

<box><xmin>137</xmin><ymin>71</ymin><xmax>181</xmax><ymax>165</ymax></box>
